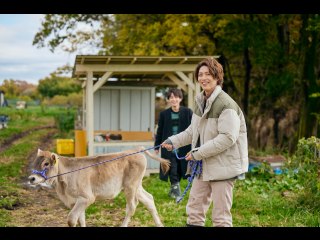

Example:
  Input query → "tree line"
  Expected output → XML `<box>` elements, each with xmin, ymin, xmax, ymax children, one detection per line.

<box><xmin>29</xmin><ymin>14</ymin><xmax>320</xmax><ymax>151</ymax></box>
<box><xmin>0</xmin><ymin>67</ymin><xmax>82</xmax><ymax>107</ymax></box>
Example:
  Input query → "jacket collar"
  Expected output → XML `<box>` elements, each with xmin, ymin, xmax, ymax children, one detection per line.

<box><xmin>196</xmin><ymin>85</ymin><xmax>222</xmax><ymax>115</ymax></box>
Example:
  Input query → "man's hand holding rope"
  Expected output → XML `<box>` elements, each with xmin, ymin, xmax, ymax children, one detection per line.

<box><xmin>161</xmin><ymin>139</ymin><xmax>194</xmax><ymax>161</ymax></box>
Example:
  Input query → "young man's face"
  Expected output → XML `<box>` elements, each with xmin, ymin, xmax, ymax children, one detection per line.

<box><xmin>198</xmin><ymin>65</ymin><xmax>218</xmax><ymax>94</ymax></box>
<box><xmin>168</xmin><ymin>93</ymin><xmax>182</xmax><ymax>108</ymax></box>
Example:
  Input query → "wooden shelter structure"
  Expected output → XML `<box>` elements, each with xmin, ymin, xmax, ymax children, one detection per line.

<box><xmin>72</xmin><ymin>55</ymin><xmax>218</xmax><ymax>170</ymax></box>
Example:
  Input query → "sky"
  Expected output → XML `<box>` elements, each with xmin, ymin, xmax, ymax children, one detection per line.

<box><xmin>0</xmin><ymin>14</ymin><xmax>79</xmax><ymax>85</ymax></box>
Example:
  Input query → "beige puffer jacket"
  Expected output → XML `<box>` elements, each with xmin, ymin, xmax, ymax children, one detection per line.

<box><xmin>169</xmin><ymin>86</ymin><xmax>248</xmax><ymax>181</ymax></box>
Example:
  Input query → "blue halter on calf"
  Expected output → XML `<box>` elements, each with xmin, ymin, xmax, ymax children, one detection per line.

<box><xmin>32</xmin><ymin>168</ymin><xmax>48</xmax><ymax>180</ymax></box>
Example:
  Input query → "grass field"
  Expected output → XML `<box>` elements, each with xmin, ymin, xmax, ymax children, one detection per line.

<box><xmin>0</xmin><ymin>106</ymin><xmax>319</xmax><ymax>227</ymax></box>
<box><xmin>83</xmin><ymin>173</ymin><xmax>319</xmax><ymax>227</ymax></box>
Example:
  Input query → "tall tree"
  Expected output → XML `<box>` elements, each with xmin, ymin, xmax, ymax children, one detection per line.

<box><xmin>33</xmin><ymin>14</ymin><xmax>107</xmax><ymax>53</ymax></box>
<box><xmin>33</xmin><ymin>14</ymin><xmax>320</xmax><ymax>151</ymax></box>
<box><xmin>37</xmin><ymin>74</ymin><xmax>81</xmax><ymax>99</ymax></box>
<box><xmin>298</xmin><ymin>14</ymin><xmax>320</xmax><ymax>138</ymax></box>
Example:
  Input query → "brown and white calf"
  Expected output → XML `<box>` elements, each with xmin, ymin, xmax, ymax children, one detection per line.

<box><xmin>28</xmin><ymin>147</ymin><xmax>170</xmax><ymax>227</ymax></box>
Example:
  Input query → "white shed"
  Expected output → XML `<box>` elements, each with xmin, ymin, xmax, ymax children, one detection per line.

<box><xmin>72</xmin><ymin>55</ymin><xmax>218</xmax><ymax>172</ymax></box>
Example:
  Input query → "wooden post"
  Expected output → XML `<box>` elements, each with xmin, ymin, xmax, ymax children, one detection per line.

<box><xmin>188</xmin><ymin>73</ymin><xmax>194</xmax><ymax>110</ymax></box>
<box><xmin>86</xmin><ymin>71</ymin><xmax>94</xmax><ymax>156</ymax></box>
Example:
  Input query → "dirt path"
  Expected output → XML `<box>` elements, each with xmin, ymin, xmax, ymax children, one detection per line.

<box><xmin>5</xmin><ymin>126</ymin><xmax>129</xmax><ymax>227</ymax></box>
<box><xmin>10</xmin><ymin>186</ymin><xmax>70</xmax><ymax>227</ymax></box>
<box><xmin>8</xmin><ymin>129</ymin><xmax>122</xmax><ymax>227</ymax></box>
<box><xmin>7</xmin><ymin>128</ymin><xmax>72</xmax><ymax>227</ymax></box>
<box><xmin>0</xmin><ymin>125</ymin><xmax>55</xmax><ymax>153</ymax></box>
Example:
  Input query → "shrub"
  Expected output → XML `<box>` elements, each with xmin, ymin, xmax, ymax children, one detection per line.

<box><xmin>289</xmin><ymin>136</ymin><xmax>320</xmax><ymax>210</ymax></box>
<box><xmin>54</xmin><ymin>111</ymin><xmax>75</xmax><ymax>134</ymax></box>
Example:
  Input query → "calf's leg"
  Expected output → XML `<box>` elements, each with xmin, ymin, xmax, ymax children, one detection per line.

<box><xmin>68</xmin><ymin>196</ymin><xmax>95</xmax><ymax>227</ymax></box>
<box><xmin>78</xmin><ymin>211</ymin><xmax>86</xmax><ymax>227</ymax></box>
<box><xmin>121</xmin><ymin>187</ymin><xmax>139</xmax><ymax>227</ymax></box>
<box><xmin>137</xmin><ymin>186</ymin><xmax>164</xmax><ymax>227</ymax></box>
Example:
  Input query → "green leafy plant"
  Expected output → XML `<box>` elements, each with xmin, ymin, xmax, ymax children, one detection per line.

<box><xmin>289</xmin><ymin>137</ymin><xmax>320</xmax><ymax>210</ymax></box>
<box><xmin>54</xmin><ymin>111</ymin><xmax>75</xmax><ymax>134</ymax></box>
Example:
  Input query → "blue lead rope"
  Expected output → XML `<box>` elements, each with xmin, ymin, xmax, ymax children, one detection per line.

<box><xmin>31</xmin><ymin>144</ymin><xmax>201</xmax><ymax>204</ymax></box>
<box><xmin>173</xmin><ymin>148</ymin><xmax>202</xmax><ymax>204</ymax></box>
<box><xmin>32</xmin><ymin>145</ymin><xmax>163</xmax><ymax>181</ymax></box>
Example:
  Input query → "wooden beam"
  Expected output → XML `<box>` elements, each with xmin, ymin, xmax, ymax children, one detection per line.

<box><xmin>166</xmin><ymin>73</ymin><xmax>187</xmax><ymax>91</ymax></box>
<box><xmin>175</xmin><ymin>71</ymin><xmax>195</xmax><ymax>90</ymax></box>
<box><xmin>93</xmin><ymin>71</ymin><xmax>113</xmax><ymax>93</ymax></box>
<box><xmin>150</xmin><ymin>80</ymin><xmax>176</xmax><ymax>86</ymax></box>
<box><xmin>192</xmin><ymin>72</ymin><xmax>202</xmax><ymax>96</ymax></box>
<box><xmin>130</xmin><ymin>57</ymin><xmax>137</xmax><ymax>64</ymax></box>
<box><xmin>96</xmin><ymin>80</ymin><xmax>176</xmax><ymax>87</ymax></box>
<box><xmin>75</xmin><ymin>64</ymin><xmax>196</xmax><ymax>73</ymax></box>
<box><xmin>179</xmin><ymin>57</ymin><xmax>188</xmax><ymax>64</ymax></box>
<box><xmin>154</xmin><ymin>57</ymin><xmax>162</xmax><ymax>64</ymax></box>
<box><xmin>188</xmin><ymin>73</ymin><xmax>194</xmax><ymax>110</ymax></box>
<box><xmin>160</xmin><ymin>74</ymin><xmax>167</xmax><ymax>80</ymax></box>
<box><xmin>188</xmin><ymin>85</ymin><xmax>194</xmax><ymax>110</ymax></box>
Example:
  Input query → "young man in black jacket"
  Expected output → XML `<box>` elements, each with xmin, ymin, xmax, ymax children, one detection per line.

<box><xmin>154</xmin><ymin>88</ymin><xmax>193</xmax><ymax>200</ymax></box>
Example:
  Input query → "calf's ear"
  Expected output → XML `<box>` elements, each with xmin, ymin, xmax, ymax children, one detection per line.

<box><xmin>37</xmin><ymin>149</ymin><xmax>43</xmax><ymax>157</ymax></box>
<box><xmin>50</xmin><ymin>153</ymin><xmax>59</xmax><ymax>165</ymax></box>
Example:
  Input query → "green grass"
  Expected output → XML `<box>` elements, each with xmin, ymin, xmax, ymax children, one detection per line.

<box><xmin>0</xmin><ymin>106</ymin><xmax>319</xmax><ymax>227</ymax></box>
<box><xmin>85</xmin><ymin>177</ymin><xmax>192</xmax><ymax>227</ymax></box>
<box><xmin>84</xmin><ymin>174</ymin><xmax>320</xmax><ymax>227</ymax></box>
<box><xmin>0</xmin><ymin>209</ymin><xmax>10</xmax><ymax>226</ymax></box>
<box><xmin>0</xmin><ymin>106</ymin><xmax>54</xmax><ymax>144</ymax></box>
<box><xmin>0</xmin><ymin>106</ymin><xmax>76</xmax><ymax>143</ymax></box>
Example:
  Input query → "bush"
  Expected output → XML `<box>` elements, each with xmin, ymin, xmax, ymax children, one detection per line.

<box><xmin>289</xmin><ymin>136</ymin><xmax>320</xmax><ymax>210</ymax></box>
<box><xmin>54</xmin><ymin>111</ymin><xmax>75</xmax><ymax>134</ymax></box>
<box><xmin>41</xmin><ymin>93</ymin><xmax>82</xmax><ymax>107</ymax></box>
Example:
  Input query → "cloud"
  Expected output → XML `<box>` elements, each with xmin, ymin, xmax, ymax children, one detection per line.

<box><xmin>0</xmin><ymin>14</ymin><xmax>76</xmax><ymax>85</ymax></box>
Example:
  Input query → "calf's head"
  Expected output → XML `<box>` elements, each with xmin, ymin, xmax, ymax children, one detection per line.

<box><xmin>28</xmin><ymin>149</ymin><xmax>59</xmax><ymax>185</ymax></box>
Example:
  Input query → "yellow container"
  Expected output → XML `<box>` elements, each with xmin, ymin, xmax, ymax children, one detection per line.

<box><xmin>56</xmin><ymin>139</ymin><xmax>74</xmax><ymax>155</ymax></box>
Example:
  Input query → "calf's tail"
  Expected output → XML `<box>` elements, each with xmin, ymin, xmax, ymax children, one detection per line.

<box><xmin>139</xmin><ymin>147</ymin><xmax>170</xmax><ymax>174</ymax></box>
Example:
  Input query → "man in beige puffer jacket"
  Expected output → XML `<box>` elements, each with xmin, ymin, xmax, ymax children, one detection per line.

<box><xmin>162</xmin><ymin>57</ymin><xmax>248</xmax><ymax>227</ymax></box>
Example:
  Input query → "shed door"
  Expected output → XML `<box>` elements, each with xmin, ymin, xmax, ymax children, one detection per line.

<box><xmin>94</xmin><ymin>86</ymin><xmax>155</xmax><ymax>132</ymax></box>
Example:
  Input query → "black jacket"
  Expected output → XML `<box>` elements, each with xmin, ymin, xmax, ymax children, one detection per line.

<box><xmin>154</xmin><ymin>106</ymin><xmax>193</xmax><ymax>181</ymax></box>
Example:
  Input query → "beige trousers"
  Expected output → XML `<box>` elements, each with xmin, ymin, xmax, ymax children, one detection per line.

<box><xmin>186</xmin><ymin>177</ymin><xmax>235</xmax><ymax>227</ymax></box>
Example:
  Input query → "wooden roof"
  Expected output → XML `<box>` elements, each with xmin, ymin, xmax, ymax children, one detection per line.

<box><xmin>72</xmin><ymin>55</ymin><xmax>219</xmax><ymax>80</ymax></box>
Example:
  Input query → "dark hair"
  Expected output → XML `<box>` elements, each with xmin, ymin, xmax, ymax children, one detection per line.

<box><xmin>166</xmin><ymin>88</ymin><xmax>183</xmax><ymax>100</ymax></box>
<box><xmin>194</xmin><ymin>57</ymin><xmax>224</xmax><ymax>86</ymax></box>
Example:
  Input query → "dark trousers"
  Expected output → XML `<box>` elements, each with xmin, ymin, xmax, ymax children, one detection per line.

<box><xmin>168</xmin><ymin>155</ymin><xmax>182</xmax><ymax>185</ymax></box>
